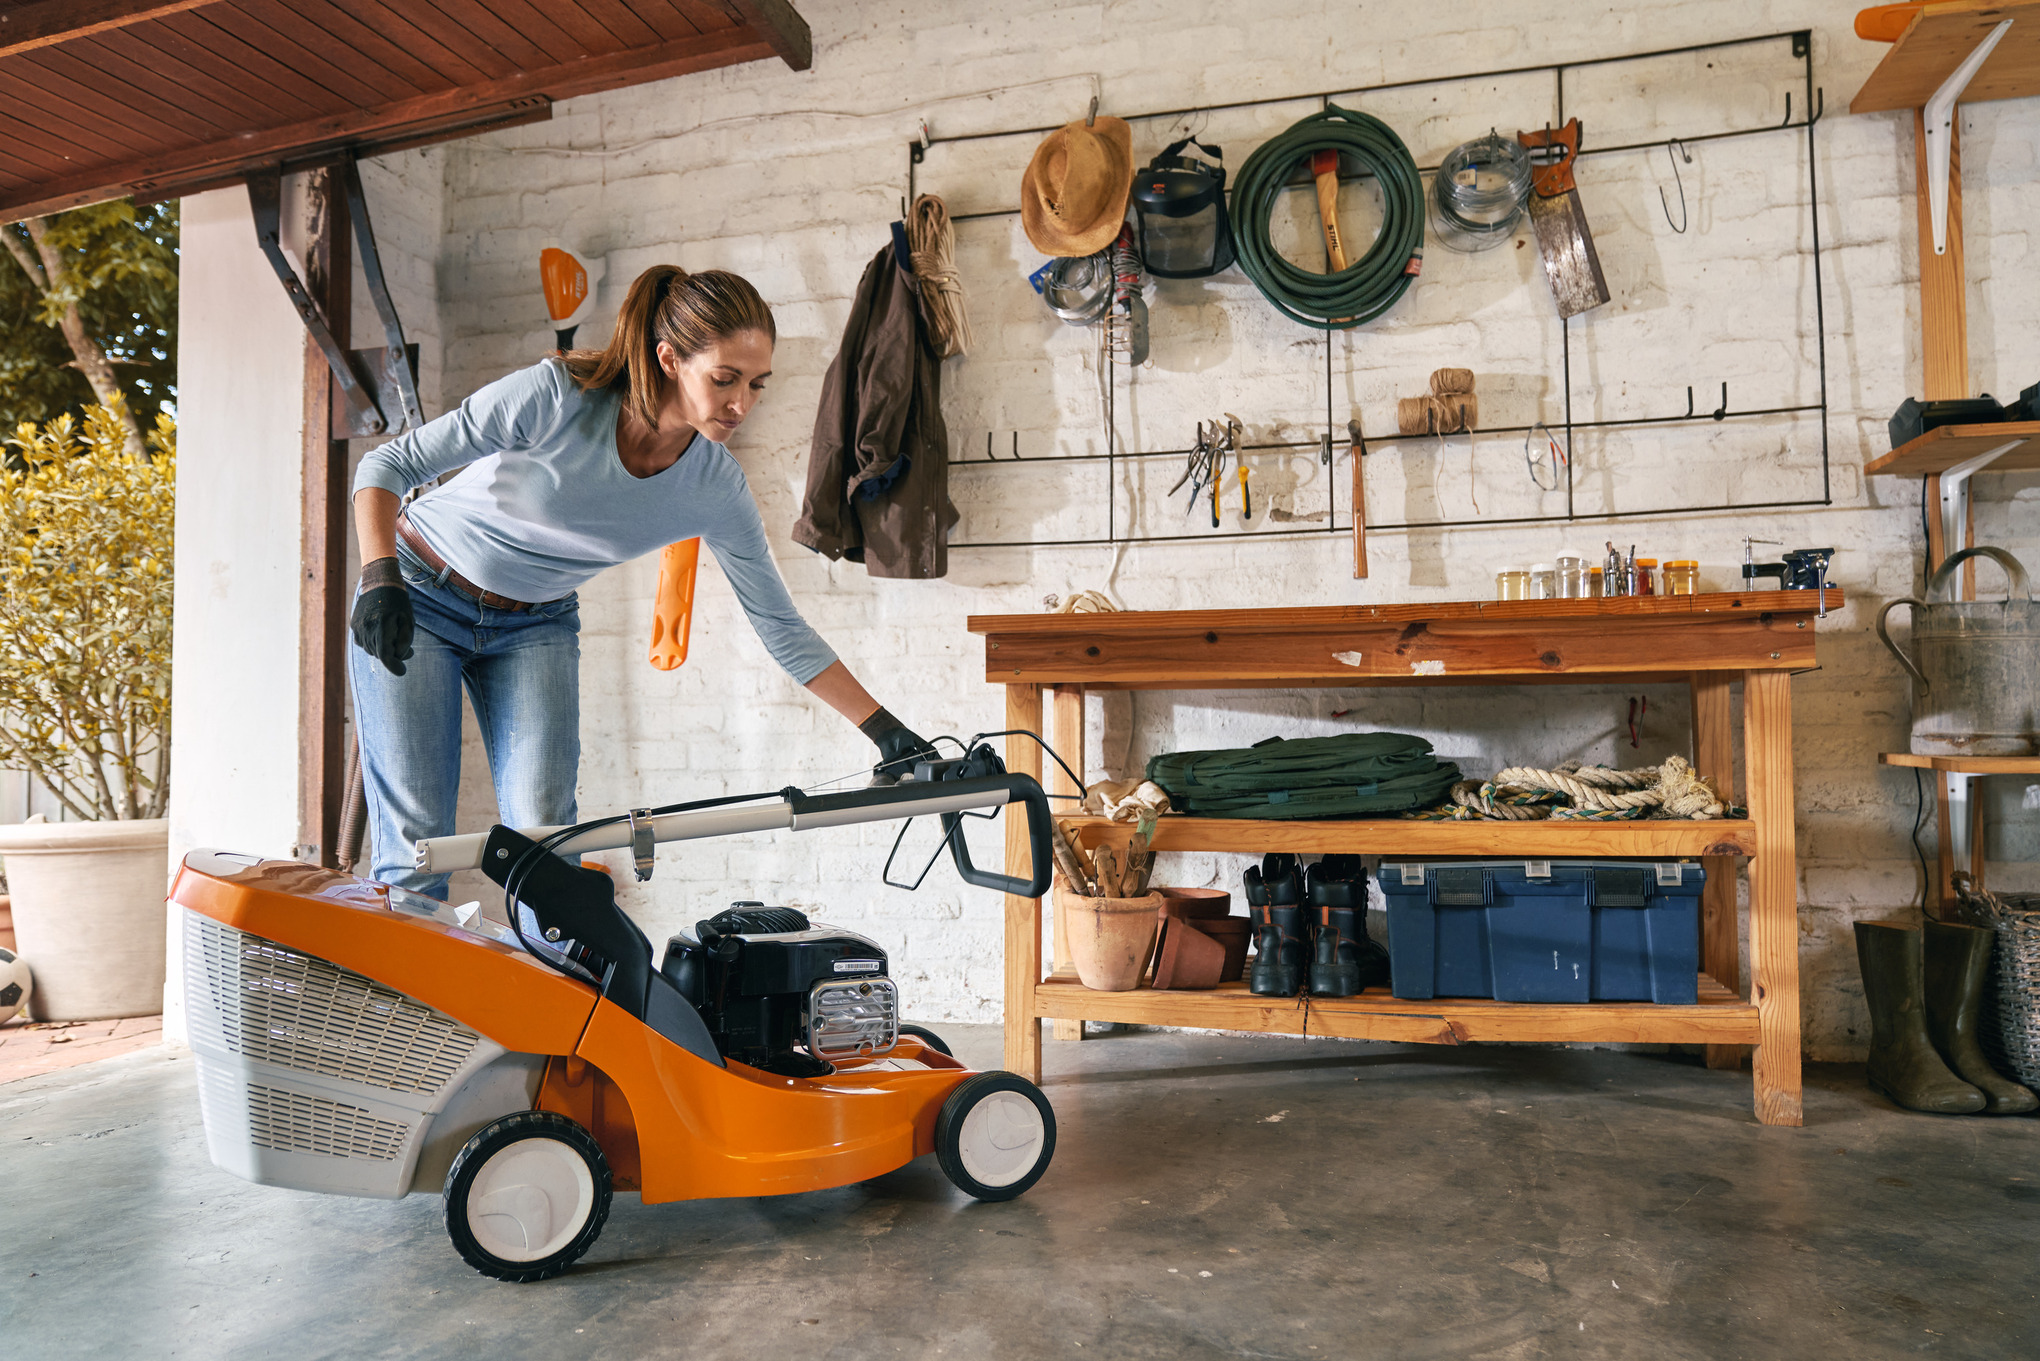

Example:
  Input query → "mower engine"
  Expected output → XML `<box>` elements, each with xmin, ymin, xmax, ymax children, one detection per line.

<box><xmin>660</xmin><ymin>904</ymin><xmax>897</xmax><ymax>1077</ymax></box>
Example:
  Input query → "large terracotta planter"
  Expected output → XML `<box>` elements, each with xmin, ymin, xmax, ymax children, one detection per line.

<box><xmin>1054</xmin><ymin>881</ymin><xmax>1164</xmax><ymax>991</ymax></box>
<box><xmin>0</xmin><ymin>818</ymin><xmax>168</xmax><ymax>1020</ymax></box>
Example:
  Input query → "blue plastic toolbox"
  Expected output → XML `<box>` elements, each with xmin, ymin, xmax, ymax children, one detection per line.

<box><xmin>1376</xmin><ymin>860</ymin><xmax>1704</xmax><ymax>1004</ymax></box>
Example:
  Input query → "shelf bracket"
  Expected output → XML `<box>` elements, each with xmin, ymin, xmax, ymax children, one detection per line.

<box><xmin>1923</xmin><ymin>18</ymin><xmax>2013</xmax><ymax>255</ymax></box>
<box><xmin>1937</xmin><ymin>439</ymin><xmax>2020</xmax><ymax>569</ymax></box>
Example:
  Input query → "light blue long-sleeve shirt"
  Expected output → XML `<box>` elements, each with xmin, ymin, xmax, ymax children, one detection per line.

<box><xmin>351</xmin><ymin>358</ymin><xmax>838</xmax><ymax>684</ymax></box>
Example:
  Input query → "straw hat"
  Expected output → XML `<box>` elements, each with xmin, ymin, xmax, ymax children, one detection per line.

<box><xmin>1021</xmin><ymin>116</ymin><xmax>1135</xmax><ymax>257</ymax></box>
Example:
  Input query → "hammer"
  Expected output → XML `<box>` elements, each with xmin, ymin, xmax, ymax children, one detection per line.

<box><xmin>1348</xmin><ymin>418</ymin><xmax>1367</xmax><ymax>579</ymax></box>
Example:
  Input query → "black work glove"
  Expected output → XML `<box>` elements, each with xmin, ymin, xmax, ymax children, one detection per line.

<box><xmin>861</xmin><ymin>707</ymin><xmax>938</xmax><ymax>785</ymax></box>
<box><xmin>350</xmin><ymin>556</ymin><xmax>415</xmax><ymax>677</ymax></box>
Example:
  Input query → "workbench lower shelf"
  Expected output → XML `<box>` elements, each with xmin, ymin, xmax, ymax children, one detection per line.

<box><xmin>1036</xmin><ymin>971</ymin><xmax>1755</xmax><ymax>1046</ymax></box>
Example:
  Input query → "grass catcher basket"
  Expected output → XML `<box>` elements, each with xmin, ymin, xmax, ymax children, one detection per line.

<box><xmin>1132</xmin><ymin>137</ymin><xmax>1235</xmax><ymax>279</ymax></box>
<box><xmin>1146</xmin><ymin>733</ymin><xmax>1460</xmax><ymax>820</ymax></box>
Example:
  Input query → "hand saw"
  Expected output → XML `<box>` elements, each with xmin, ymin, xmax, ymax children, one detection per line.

<box><xmin>1516</xmin><ymin>119</ymin><xmax>1610</xmax><ymax>319</ymax></box>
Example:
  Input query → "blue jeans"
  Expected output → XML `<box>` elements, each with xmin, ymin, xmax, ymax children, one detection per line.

<box><xmin>348</xmin><ymin>540</ymin><xmax>581</xmax><ymax>898</ymax></box>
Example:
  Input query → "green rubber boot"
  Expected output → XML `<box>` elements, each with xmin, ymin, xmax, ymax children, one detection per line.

<box><xmin>1924</xmin><ymin>919</ymin><xmax>2039</xmax><ymax>1115</ymax></box>
<box><xmin>1854</xmin><ymin>921</ymin><xmax>1985</xmax><ymax>1114</ymax></box>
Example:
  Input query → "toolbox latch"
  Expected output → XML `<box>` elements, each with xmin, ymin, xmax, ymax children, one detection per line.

<box><xmin>1400</xmin><ymin>863</ymin><xmax>1425</xmax><ymax>887</ymax></box>
<box><xmin>1655</xmin><ymin>862</ymin><xmax>1684</xmax><ymax>887</ymax></box>
<box><xmin>1524</xmin><ymin>859</ymin><xmax>1552</xmax><ymax>880</ymax></box>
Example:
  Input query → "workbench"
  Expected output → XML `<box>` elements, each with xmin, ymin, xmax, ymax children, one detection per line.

<box><xmin>971</xmin><ymin>590</ymin><xmax>1840</xmax><ymax>1128</ymax></box>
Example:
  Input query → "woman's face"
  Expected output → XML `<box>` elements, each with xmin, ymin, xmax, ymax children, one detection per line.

<box><xmin>657</xmin><ymin>329</ymin><xmax>773</xmax><ymax>441</ymax></box>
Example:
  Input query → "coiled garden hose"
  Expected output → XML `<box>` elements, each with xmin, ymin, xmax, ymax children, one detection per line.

<box><xmin>1230</xmin><ymin>104</ymin><xmax>1425</xmax><ymax>329</ymax></box>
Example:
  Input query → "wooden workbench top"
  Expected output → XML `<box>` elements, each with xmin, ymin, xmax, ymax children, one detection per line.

<box><xmin>970</xmin><ymin>590</ymin><xmax>1842</xmax><ymax>689</ymax></box>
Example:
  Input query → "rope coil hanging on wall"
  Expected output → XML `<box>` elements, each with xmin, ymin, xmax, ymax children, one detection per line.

<box><xmin>1229</xmin><ymin>103</ymin><xmax>1426</xmax><ymax>329</ymax></box>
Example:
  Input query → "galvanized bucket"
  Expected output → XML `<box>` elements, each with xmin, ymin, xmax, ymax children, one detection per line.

<box><xmin>1878</xmin><ymin>546</ymin><xmax>2040</xmax><ymax>756</ymax></box>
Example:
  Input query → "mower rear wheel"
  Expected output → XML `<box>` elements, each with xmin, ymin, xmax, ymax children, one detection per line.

<box><xmin>444</xmin><ymin>1111</ymin><xmax>611</xmax><ymax>1282</ymax></box>
<box><xmin>899</xmin><ymin>1024</ymin><xmax>953</xmax><ymax>1056</ymax></box>
<box><xmin>935</xmin><ymin>1072</ymin><xmax>1055</xmax><ymax>1201</ymax></box>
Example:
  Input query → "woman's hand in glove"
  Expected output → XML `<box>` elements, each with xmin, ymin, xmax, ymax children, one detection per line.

<box><xmin>350</xmin><ymin>557</ymin><xmax>415</xmax><ymax>676</ymax></box>
<box><xmin>860</xmin><ymin>707</ymin><xmax>938</xmax><ymax>785</ymax></box>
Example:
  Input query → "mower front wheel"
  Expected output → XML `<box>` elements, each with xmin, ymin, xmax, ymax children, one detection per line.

<box><xmin>444</xmin><ymin>1110</ymin><xmax>612</xmax><ymax>1282</ymax></box>
<box><xmin>935</xmin><ymin>1072</ymin><xmax>1055</xmax><ymax>1202</ymax></box>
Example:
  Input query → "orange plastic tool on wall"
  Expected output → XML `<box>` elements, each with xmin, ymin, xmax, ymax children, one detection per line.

<box><xmin>648</xmin><ymin>538</ymin><xmax>700</xmax><ymax>671</ymax></box>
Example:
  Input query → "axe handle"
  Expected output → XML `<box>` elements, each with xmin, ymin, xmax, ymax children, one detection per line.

<box><xmin>1311</xmin><ymin>149</ymin><xmax>1349</xmax><ymax>272</ymax></box>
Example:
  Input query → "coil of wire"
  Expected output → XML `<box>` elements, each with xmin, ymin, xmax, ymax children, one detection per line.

<box><xmin>1230</xmin><ymin>103</ymin><xmax>1425</xmax><ymax>330</ymax></box>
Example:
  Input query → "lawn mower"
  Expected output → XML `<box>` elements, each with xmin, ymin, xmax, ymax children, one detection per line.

<box><xmin>171</xmin><ymin>743</ymin><xmax>1055</xmax><ymax>1281</ymax></box>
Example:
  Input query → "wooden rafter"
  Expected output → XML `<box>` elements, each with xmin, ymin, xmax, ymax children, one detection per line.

<box><xmin>727</xmin><ymin>0</ymin><xmax>813</xmax><ymax>71</ymax></box>
<box><xmin>0</xmin><ymin>0</ymin><xmax>224</xmax><ymax>60</ymax></box>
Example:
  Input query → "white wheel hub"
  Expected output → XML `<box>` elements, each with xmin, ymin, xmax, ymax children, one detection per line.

<box><xmin>957</xmin><ymin>1091</ymin><xmax>1045</xmax><ymax>1188</ymax></box>
<box><xmin>466</xmin><ymin>1137</ymin><xmax>595</xmax><ymax>1262</ymax></box>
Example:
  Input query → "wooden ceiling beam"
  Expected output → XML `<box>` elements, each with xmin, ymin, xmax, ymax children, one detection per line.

<box><xmin>728</xmin><ymin>0</ymin><xmax>812</xmax><ymax>70</ymax></box>
<box><xmin>0</xmin><ymin>26</ymin><xmax>776</xmax><ymax>222</ymax></box>
<box><xmin>0</xmin><ymin>0</ymin><xmax>226</xmax><ymax>60</ymax></box>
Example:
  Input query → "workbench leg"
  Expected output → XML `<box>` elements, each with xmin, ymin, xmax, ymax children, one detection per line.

<box><xmin>1690</xmin><ymin>672</ymin><xmax>1744</xmax><ymax>1070</ymax></box>
<box><xmin>1004</xmin><ymin>683</ymin><xmax>1045</xmax><ymax>1083</ymax></box>
<box><xmin>1744</xmin><ymin>669</ymin><xmax>1803</xmax><ymax>1127</ymax></box>
<box><xmin>1049</xmin><ymin>686</ymin><xmax>1086</xmax><ymax>1042</ymax></box>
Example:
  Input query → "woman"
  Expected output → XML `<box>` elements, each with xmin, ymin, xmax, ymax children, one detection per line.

<box><xmin>347</xmin><ymin>265</ymin><xmax>931</xmax><ymax>897</ymax></box>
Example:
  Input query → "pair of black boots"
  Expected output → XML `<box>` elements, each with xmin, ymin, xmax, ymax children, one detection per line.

<box><xmin>1244</xmin><ymin>854</ymin><xmax>1390</xmax><ymax>997</ymax></box>
<box><xmin>1855</xmin><ymin>918</ymin><xmax>2036</xmax><ymax>1115</ymax></box>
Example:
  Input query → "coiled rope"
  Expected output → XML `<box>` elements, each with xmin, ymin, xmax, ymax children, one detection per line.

<box><xmin>1403</xmin><ymin>756</ymin><xmax>1732</xmax><ymax>822</ymax></box>
<box><xmin>1230</xmin><ymin>103</ymin><xmax>1425</xmax><ymax>330</ymax></box>
<box><xmin>906</xmin><ymin>194</ymin><xmax>972</xmax><ymax>358</ymax></box>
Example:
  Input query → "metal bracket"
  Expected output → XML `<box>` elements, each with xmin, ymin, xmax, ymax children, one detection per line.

<box><xmin>1938</xmin><ymin>439</ymin><xmax>2021</xmax><ymax>575</ymax></box>
<box><xmin>1923</xmin><ymin>18</ymin><xmax>2014</xmax><ymax>256</ymax></box>
<box><xmin>245</xmin><ymin>154</ymin><xmax>423</xmax><ymax>440</ymax></box>
<box><xmin>629</xmin><ymin>807</ymin><xmax>655</xmax><ymax>882</ymax></box>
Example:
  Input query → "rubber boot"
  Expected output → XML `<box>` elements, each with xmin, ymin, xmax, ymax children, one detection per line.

<box><xmin>1854</xmin><ymin>921</ymin><xmax>1986</xmax><ymax>1114</ymax></box>
<box><xmin>1247</xmin><ymin>855</ymin><xmax>1308</xmax><ymax>997</ymax></box>
<box><xmin>1923</xmin><ymin>919</ymin><xmax>2038</xmax><ymax>1114</ymax></box>
<box><xmin>1308</xmin><ymin>859</ymin><xmax>1391</xmax><ymax>997</ymax></box>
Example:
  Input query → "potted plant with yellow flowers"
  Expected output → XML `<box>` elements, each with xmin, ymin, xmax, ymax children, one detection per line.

<box><xmin>0</xmin><ymin>404</ymin><xmax>175</xmax><ymax>1020</ymax></box>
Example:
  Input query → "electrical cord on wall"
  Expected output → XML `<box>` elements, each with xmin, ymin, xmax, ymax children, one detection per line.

<box><xmin>1229</xmin><ymin>103</ymin><xmax>1425</xmax><ymax>329</ymax></box>
<box><xmin>1913</xmin><ymin>766</ymin><xmax>1933</xmax><ymax>911</ymax></box>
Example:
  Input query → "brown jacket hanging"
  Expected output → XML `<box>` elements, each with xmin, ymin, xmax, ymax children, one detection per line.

<box><xmin>792</xmin><ymin>237</ymin><xmax>956</xmax><ymax>579</ymax></box>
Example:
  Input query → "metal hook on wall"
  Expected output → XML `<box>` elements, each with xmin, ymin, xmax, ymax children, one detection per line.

<box><xmin>1711</xmin><ymin>382</ymin><xmax>1729</xmax><ymax>421</ymax></box>
<box><xmin>1659</xmin><ymin>139</ymin><xmax>1690</xmax><ymax>233</ymax></box>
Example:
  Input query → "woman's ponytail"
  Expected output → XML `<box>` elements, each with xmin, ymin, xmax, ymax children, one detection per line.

<box><xmin>561</xmin><ymin>263</ymin><xmax>775</xmax><ymax>432</ymax></box>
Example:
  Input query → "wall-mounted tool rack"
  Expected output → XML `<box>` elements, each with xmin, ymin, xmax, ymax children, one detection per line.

<box><xmin>909</xmin><ymin>30</ymin><xmax>1832</xmax><ymax>551</ymax></box>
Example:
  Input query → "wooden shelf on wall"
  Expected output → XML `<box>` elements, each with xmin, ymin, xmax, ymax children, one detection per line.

<box><xmin>1880</xmin><ymin>751</ymin><xmax>2040</xmax><ymax>775</ymax></box>
<box><xmin>1852</xmin><ymin>0</ymin><xmax>2040</xmax><ymax>114</ymax></box>
<box><xmin>1863</xmin><ymin>421</ymin><xmax>2040</xmax><ymax>476</ymax></box>
<box><xmin>1062</xmin><ymin>814</ymin><xmax>1756</xmax><ymax>859</ymax></box>
<box><xmin>1035</xmin><ymin>971</ymin><xmax>1758</xmax><ymax>1046</ymax></box>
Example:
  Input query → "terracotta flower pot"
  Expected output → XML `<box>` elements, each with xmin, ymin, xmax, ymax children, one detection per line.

<box><xmin>0</xmin><ymin>818</ymin><xmax>168</xmax><ymax>1020</ymax></box>
<box><xmin>1054</xmin><ymin>881</ymin><xmax>1164</xmax><ymax>991</ymax></box>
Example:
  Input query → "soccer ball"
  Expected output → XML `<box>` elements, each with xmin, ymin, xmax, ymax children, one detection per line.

<box><xmin>0</xmin><ymin>946</ymin><xmax>31</xmax><ymax>1024</ymax></box>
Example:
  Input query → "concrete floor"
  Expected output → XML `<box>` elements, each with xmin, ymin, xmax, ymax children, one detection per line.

<box><xmin>3</xmin><ymin>1028</ymin><xmax>2036</xmax><ymax>1360</ymax></box>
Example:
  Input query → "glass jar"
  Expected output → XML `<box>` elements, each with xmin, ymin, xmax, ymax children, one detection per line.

<box><xmin>1585</xmin><ymin>567</ymin><xmax>1605</xmax><ymax>598</ymax></box>
<box><xmin>1554</xmin><ymin>553</ymin><xmax>1585</xmax><ymax>598</ymax></box>
<box><xmin>1664</xmin><ymin>560</ymin><xmax>1699</xmax><ymax>596</ymax></box>
<box><xmin>1496</xmin><ymin>568</ymin><xmax>1530</xmax><ymax>601</ymax></box>
<box><xmin>1633</xmin><ymin>557</ymin><xmax>1659</xmax><ymax>596</ymax></box>
<box><xmin>1528</xmin><ymin>563</ymin><xmax>1556</xmax><ymax>599</ymax></box>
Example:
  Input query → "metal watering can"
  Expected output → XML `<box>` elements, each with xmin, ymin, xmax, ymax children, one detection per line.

<box><xmin>1877</xmin><ymin>546</ymin><xmax>2040</xmax><ymax>756</ymax></box>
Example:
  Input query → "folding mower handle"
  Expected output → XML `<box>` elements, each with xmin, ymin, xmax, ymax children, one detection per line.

<box><xmin>786</xmin><ymin>771</ymin><xmax>1053</xmax><ymax>898</ymax></box>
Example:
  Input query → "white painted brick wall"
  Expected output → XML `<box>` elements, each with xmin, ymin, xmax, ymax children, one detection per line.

<box><xmin>386</xmin><ymin>1</ymin><xmax>2036</xmax><ymax>1061</ymax></box>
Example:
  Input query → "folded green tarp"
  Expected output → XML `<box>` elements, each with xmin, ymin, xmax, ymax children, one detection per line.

<box><xmin>1146</xmin><ymin>732</ymin><xmax>1460</xmax><ymax>820</ymax></box>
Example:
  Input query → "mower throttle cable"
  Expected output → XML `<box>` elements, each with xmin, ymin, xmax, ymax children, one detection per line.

<box><xmin>1230</xmin><ymin>103</ymin><xmax>1425</xmax><ymax>329</ymax></box>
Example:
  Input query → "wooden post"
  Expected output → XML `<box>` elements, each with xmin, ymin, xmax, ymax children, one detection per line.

<box><xmin>1743</xmin><ymin>668</ymin><xmax>1803</xmax><ymax>1126</ymax></box>
<box><xmin>1048</xmin><ymin>686</ymin><xmax>1085</xmax><ymax>1041</ymax></box>
<box><xmin>1004</xmin><ymin>683</ymin><xmax>1045</xmax><ymax>1082</ymax></box>
<box><xmin>298</xmin><ymin>167</ymin><xmax>350</xmax><ymax>867</ymax></box>
<box><xmin>1914</xmin><ymin>110</ymin><xmax>1968</xmax><ymax>403</ymax></box>
<box><xmin>1690</xmin><ymin>671</ymin><xmax>1743</xmax><ymax>1070</ymax></box>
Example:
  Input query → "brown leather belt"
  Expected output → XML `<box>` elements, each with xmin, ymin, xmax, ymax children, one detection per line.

<box><xmin>396</xmin><ymin>515</ymin><xmax>535</xmax><ymax>611</ymax></box>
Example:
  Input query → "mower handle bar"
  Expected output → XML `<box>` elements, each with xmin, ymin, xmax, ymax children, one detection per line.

<box><xmin>411</xmin><ymin>772</ymin><xmax>1055</xmax><ymax>897</ymax></box>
